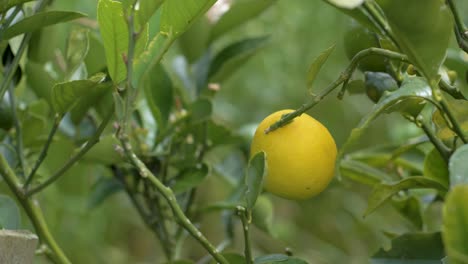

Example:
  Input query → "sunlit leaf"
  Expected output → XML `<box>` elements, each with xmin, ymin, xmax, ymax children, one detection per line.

<box><xmin>2</xmin><ymin>11</ymin><xmax>86</xmax><ymax>40</ymax></box>
<box><xmin>326</xmin><ymin>0</ymin><xmax>364</xmax><ymax>9</ymax></box>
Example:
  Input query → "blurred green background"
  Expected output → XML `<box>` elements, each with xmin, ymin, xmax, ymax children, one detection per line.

<box><xmin>2</xmin><ymin>0</ymin><xmax>468</xmax><ymax>263</ymax></box>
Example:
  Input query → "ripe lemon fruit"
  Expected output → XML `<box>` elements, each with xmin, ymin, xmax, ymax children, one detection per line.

<box><xmin>250</xmin><ymin>110</ymin><xmax>337</xmax><ymax>200</ymax></box>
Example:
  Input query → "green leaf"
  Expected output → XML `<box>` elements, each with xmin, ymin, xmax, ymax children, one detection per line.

<box><xmin>423</xmin><ymin>147</ymin><xmax>449</xmax><ymax>188</ymax></box>
<box><xmin>339</xmin><ymin>159</ymin><xmax>393</xmax><ymax>186</ymax></box>
<box><xmin>136</xmin><ymin>0</ymin><xmax>164</xmax><ymax>29</ymax></box>
<box><xmin>340</xmin><ymin>76</ymin><xmax>434</xmax><ymax>157</ymax></box>
<box><xmin>163</xmin><ymin>260</ymin><xmax>194</xmax><ymax>264</ymax></box>
<box><xmin>255</xmin><ymin>255</ymin><xmax>308</xmax><ymax>264</ymax></box>
<box><xmin>178</xmin><ymin>16</ymin><xmax>211</xmax><ymax>63</ymax></box>
<box><xmin>326</xmin><ymin>0</ymin><xmax>364</xmax><ymax>9</ymax></box>
<box><xmin>2</xmin><ymin>11</ymin><xmax>86</xmax><ymax>40</ymax></box>
<box><xmin>160</xmin><ymin>0</ymin><xmax>216</xmax><ymax>39</ymax></box>
<box><xmin>372</xmin><ymin>232</ymin><xmax>444</xmax><ymax>261</ymax></box>
<box><xmin>252</xmin><ymin>195</ymin><xmax>274</xmax><ymax>235</ymax></box>
<box><xmin>87</xmin><ymin>176</ymin><xmax>123</xmax><ymax>209</ymax></box>
<box><xmin>326</xmin><ymin>5</ymin><xmax>380</xmax><ymax>33</ymax></box>
<box><xmin>83</xmin><ymin>135</ymin><xmax>124</xmax><ymax>165</ymax></box>
<box><xmin>189</xmin><ymin>98</ymin><xmax>212</xmax><ymax>123</ymax></box>
<box><xmin>97</xmin><ymin>0</ymin><xmax>148</xmax><ymax>83</ymax></box>
<box><xmin>65</xmin><ymin>28</ymin><xmax>90</xmax><ymax>76</ymax></box>
<box><xmin>0</xmin><ymin>0</ymin><xmax>34</xmax><ymax>13</ymax></box>
<box><xmin>378</xmin><ymin>0</ymin><xmax>452</xmax><ymax>80</ymax></box>
<box><xmin>392</xmin><ymin>196</ymin><xmax>423</xmax><ymax>230</ymax></box>
<box><xmin>0</xmin><ymin>195</ymin><xmax>21</xmax><ymax>229</ymax></box>
<box><xmin>432</xmin><ymin>99</ymin><xmax>468</xmax><ymax>140</ymax></box>
<box><xmin>143</xmin><ymin>63</ymin><xmax>173</xmax><ymax>130</ymax></box>
<box><xmin>51</xmin><ymin>75</ymin><xmax>108</xmax><ymax>115</ymax></box>
<box><xmin>443</xmin><ymin>185</ymin><xmax>468</xmax><ymax>264</ymax></box>
<box><xmin>171</xmin><ymin>164</ymin><xmax>209</xmax><ymax>194</ymax></box>
<box><xmin>209</xmin><ymin>0</ymin><xmax>277</xmax><ymax>42</ymax></box>
<box><xmin>70</xmin><ymin>81</ymin><xmax>112</xmax><ymax>125</ymax></box>
<box><xmin>209</xmin><ymin>36</ymin><xmax>269</xmax><ymax>82</ymax></box>
<box><xmin>365</xmin><ymin>176</ymin><xmax>447</xmax><ymax>217</ymax></box>
<box><xmin>210</xmin><ymin>253</ymin><xmax>246</xmax><ymax>264</ymax></box>
<box><xmin>206</xmin><ymin>120</ymin><xmax>242</xmax><ymax>147</ymax></box>
<box><xmin>449</xmin><ymin>145</ymin><xmax>468</xmax><ymax>187</ymax></box>
<box><xmin>245</xmin><ymin>151</ymin><xmax>267</xmax><ymax>210</ymax></box>
<box><xmin>307</xmin><ymin>44</ymin><xmax>335</xmax><ymax>94</ymax></box>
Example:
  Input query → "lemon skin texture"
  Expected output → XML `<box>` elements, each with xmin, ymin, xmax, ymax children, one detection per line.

<box><xmin>250</xmin><ymin>110</ymin><xmax>337</xmax><ymax>200</ymax></box>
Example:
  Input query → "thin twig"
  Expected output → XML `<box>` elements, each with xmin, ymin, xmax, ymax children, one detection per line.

<box><xmin>24</xmin><ymin>114</ymin><xmax>62</xmax><ymax>188</ymax></box>
<box><xmin>25</xmin><ymin>110</ymin><xmax>113</xmax><ymax>197</ymax></box>
<box><xmin>414</xmin><ymin>116</ymin><xmax>451</xmax><ymax>162</ymax></box>
<box><xmin>265</xmin><ymin>48</ymin><xmax>409</xmax><ymax>133</ymax></box>
<box><xmin>237</xmin><ymin>206</ymin><xmax>253</xmax><ymax>264</ymax></box>
<box><xmin>447</xmin><ymin>0</ymin><xmax>468</xmax><ymax>52</ymax></box>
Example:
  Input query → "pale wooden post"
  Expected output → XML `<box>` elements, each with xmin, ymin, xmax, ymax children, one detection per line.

<box><xmin>0</xmin><ymin>230</ymin><xmax>38</xmax><ymax>264</ymax></box>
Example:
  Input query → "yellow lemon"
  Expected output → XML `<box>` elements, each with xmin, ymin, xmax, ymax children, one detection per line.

<box><xmin>250</xmin><ymin>110</ymin><xmax>337</xmax><ymax>200</ymax></box>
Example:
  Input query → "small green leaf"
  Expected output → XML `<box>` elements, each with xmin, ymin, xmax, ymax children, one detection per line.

<box><xmin>307</xmin><ymin>44</ymin><xmax>335</xmax><ymax>94</ymax></box>
<box><xmin>339</xmin><ymin>159</ymin><xmax>392</xmax><ymax>186</ymax></box>
<box><xmin>443</xmin><ymin>185</ymin><xmax>468</xmax><ymax>264</ymax></box>
<box><xmin>209</xmin><ymin>0</ymin><xmax>277</xmax><ymax>42</ymax></box>
<box><xmin>372</xmin><ymin>232</ymin><xmax>444</xmax><ymax>260</ymax></box>
<box><xmin>97</xmin><ymin>0</ymin><xmax>148</xmax><ymax>83</ymax></box>
<box><xmin>365</xmin><ymin>176</ymin><xmax>447</xmax><ymax>217</ymax></box>
<box><xmin>190</xmin><ymin>98</ymin><xmax>212</xmax><ymax>123</ymax></box>
<box><xmin>172</xmin><ymin>164</ymin><xmax>209</xmax><ymax>194</ymax></box>
<box><xmin>392</xmin><ymin>196</ymin><xmax>423</xmax><ymax>230</ymax></box>
<box><xmin>449</xmin><ymin>145</ymin><xmax>468</xmax><ymax>187</ymax></box>
<box><xmin>160</xmin><ymin>0</ymin><xmax>216</xmax><ymax>38</ymax></box>
<box><xmin>252</xmin><ymin>195</ymin><xmax>274</xmax><ymax>235</ymax></box>
<box><xmin>143</xmin><ymin>63</ymin><xmax>173</xmax><ymax>130</ymax></box>
<box><xmin>88</xmin><ymin>176</ymin><xmax>123</xmax><ymax>209</ymax></box>
<box><xmin>379</xmin><ymin>0</ymin><xmax>452</xmax><ymax>80</ymax></box>
<box><xmin>423</xmin><ymin>147</ymin><xmax>449</xmax><ymax>188</ymax></box>
<box><xmin>340</xmin><ymin>76</ymin><xmax>434</xmax><ymax>157</ymax></box>
<box><xmin>245</xmin><ymin>151</ymin><xmax>267</xmax><ymax>210</ymax></box>
<box><xmin>255</xmin><ymin>254</ymin><xmax>289</xmax><ymax>264</ymax></box>
<box><xmin>2</xmin><ymin>11</ymin><xmax>86</xmax><ymax>40</ymax></box>
<box><xmin>0</xmin><ymin>195</ymin><xmax>21</xmax><ymax>229</ymax></box>
<box><xmin>51</xmin><ymin>76</ymin><xmax>107</xmax><ymax>114</ymax></box>
<box><xmin>326</xmin><ymin>0</ymin><xmax>364</xmax><ymax>9</ymax></box>
<box><xmin>209</xmin><ymin>36</ymin><xmax>269</xmax><ymax>82</ymax></box>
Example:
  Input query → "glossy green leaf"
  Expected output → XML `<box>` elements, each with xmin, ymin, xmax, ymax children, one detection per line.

<box><xmin>245</xmin><ymin>151</ymin><xmax>266</xmax><ymax>210</ymax></box>
<box><xmin>143</xmin><ymin>63</ymin><xmax>173</xmax><ymax>130</ymax></box>
<box><xmin>432</xmin><ymin>99</ymin><xmax>468</xmax><ymax>140</ymax></box>
<box><xmin>423</xmin><ymin>147</ymin><xmax>449</xmax><ymax>188</ymax></box>
<box><xmin>190</xmin><ymin>98</ymin><xmax>212</xmax><ymax>123</ymax></box>
<box><xmin>172</xmin><ymin>164</ymin><xmax>209</xmax><ymax>194</ymax></box>
<box><xmin>379</xmin><ymin>0</ymin><xmax>452</xmax><ymax>79</ymax></box>
<box><xmin>0</xmin><ymin>0</ymin><xmax>34</xmax><ymax>13</ymax></box>
<box><xmin>87</xmin><ymin>176</ymin><xmax>123</xmax><ymax>209</ymax></box>
<box><xmin>449</xmin><ymin>145</ymin><xmax>468</xmax><ymax>187</ymax></box>
<box><xmin>443</xmin><ymin>185</ymin><xmax>468</xmax><ymax>264</ymax></box>
<box><xmin>340</xmin><ymin>76</ymin><xmax>434</xmax><ymax>157</ymax></box>
<box><xmin>307</xmin><ymin>44</ymin><xmax>335</xmax><ymax>94</ymax></box>
<box><xmin>372</xmin><ymin>232</ymin><xmax>444</xmax><ymax>261</ymax></box>
<box><xmin>209</xmin><ymin>36</ymin><xmax>269</xmax><ymax>82</ymax></box>
<box><xmin>210</xmin><ymin>0</ymin><xmax>277</xmax><ymax>42</ymax></box>
<box><xmin>136</xmin><ymin>0</ymin><xmax>164</xmax><ymax>29</ymax></box>
<box><xmin>0</xmin><ymin>195</ymin><xmax>20</xmax><ymax>229</ymax></box>
<box><xmin>252</xmin><ymin>195</ymin><xmax>274</xmax><ymax>234</ymax></box>
<box><xmin>51</xmin><ymin>75</ymin><xmax>107</xmax><ymax>114</ymax></box>
<box><xmin>2</xmin><ymin>11</ymin><xmax>86</xmax><ymax>40</ymax></box>
<box><xmin>339</xmin><ymin>159</ymin><xmax>392</xmax><ymax>186</ymax></box>
<box><xmin>365</xmin><ymin>176</ymin><xmax>447</xmax><ymax>217</ymax></box>
<box><xmin>97</xmin><ymin>0</ymin><xmax>148</xmax><ymax>83</ymax></box>
<box><xmin>326</xmin><ymin>0</ymin><xmax>364</xmax><ymax>9</ymax></box>
<box><xmin>160</xmin><ymin>0</ymin><xmax>216</xmax><ymax>38</ymax></box>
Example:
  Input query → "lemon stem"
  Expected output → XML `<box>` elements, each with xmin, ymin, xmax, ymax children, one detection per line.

<box><xmin>237</xmin><ymin>206</ymin><xmax>254</xmax><ymax>264</ymax></box>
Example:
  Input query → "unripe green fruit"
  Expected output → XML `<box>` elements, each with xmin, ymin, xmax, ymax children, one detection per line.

<box><xmin>0</xmin><ymin>96</ymin><xmax>14</xmax><ymax>131</ymax></box>
<box><xmin>343</xmin><ymin>22</ymin><xmax>387</xmax><ymax>72</ymax></box>
<box><xmin>364</xmin><ymin>72</ymin><xmax>398</xmax><ymax>103</ymax></box>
